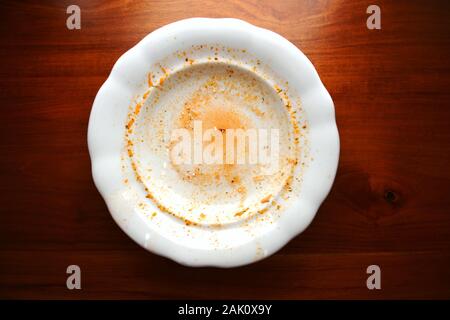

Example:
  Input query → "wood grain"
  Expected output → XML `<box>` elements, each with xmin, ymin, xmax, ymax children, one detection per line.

<box><xmin>0</xmin><ymin>0</ymin><xmax>449</xmax><ymax>299</ymax></box>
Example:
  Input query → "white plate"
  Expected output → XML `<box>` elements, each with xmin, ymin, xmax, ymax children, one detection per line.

<box><xmin>88</xmin><ymin>18</ymin><xmax>339</xmax><ymax>267</ymax></box>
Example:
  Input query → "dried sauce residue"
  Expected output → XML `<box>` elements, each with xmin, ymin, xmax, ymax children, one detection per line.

<box><xmin>123</xmin><ymin>44</ymin><xmax>308</xmax><ymax>230</ymax></box>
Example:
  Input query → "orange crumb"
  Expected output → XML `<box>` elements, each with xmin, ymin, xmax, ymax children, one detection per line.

<box><xmin>261</xmin><ymin>194</ymin><xmax>272</xmax><ymax>203</ymax></box>
<box><xmin>147</xmin><ymin>73</ymin><xmax>153</xmax><ymax>87</ymax></box>
<box><xmin>134</xmin><ymin>103</ymin><xmax>141</xmax><ymax>115</ymax></box>
<box><xmin>126</xmin><ymin>118</ymin><xmax>135</xmax><ymax>130</ymax></box>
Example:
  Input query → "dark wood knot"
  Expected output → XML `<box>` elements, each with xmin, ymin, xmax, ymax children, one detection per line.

<box><xmin>384</xmin><ymin>189</ymin><xmax>398</xmax><ymax>204</ymax></box>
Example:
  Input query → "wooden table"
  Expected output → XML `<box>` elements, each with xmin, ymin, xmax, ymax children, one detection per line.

<box><xmin>1</xmin><ymin>0</ymin><xmax>449</xmax><ymax>299</ymax></box>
